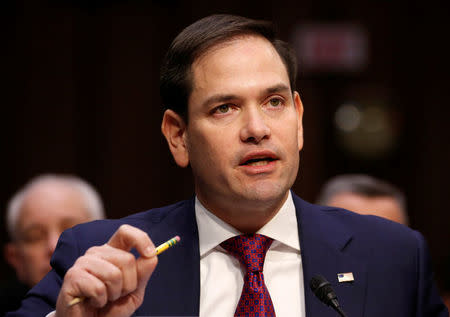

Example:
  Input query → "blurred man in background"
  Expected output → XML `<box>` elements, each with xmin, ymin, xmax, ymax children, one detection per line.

<box><xmin>316</xmin><ymin>174</ymin><xmax>408</xmax><ymax>225</ymax></box>
<box><xmin>1</xmin><ymin>174</ymin><xmax>105</xmax><ymax>314</ymax></box>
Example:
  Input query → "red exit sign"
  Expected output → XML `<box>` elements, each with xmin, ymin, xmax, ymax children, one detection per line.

<box><xmin>292</xmin><ymin>23</ymin><xmax>369</xmax><ymax>72</ymax></box>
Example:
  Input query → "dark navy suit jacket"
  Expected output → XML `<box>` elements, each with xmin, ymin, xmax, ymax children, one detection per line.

<box><xmin>7</xmin><ymin>194</ymin><xmax>449</xmax><ymax>316</ymax></box>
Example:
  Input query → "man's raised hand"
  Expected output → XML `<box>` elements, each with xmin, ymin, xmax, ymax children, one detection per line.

<box><xmin>55</xmin><ymin>224</ymin><xmax>158</xmax><ymax>317</ymax></box>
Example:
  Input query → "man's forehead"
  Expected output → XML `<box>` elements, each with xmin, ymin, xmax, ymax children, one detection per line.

<box><xmin>193</xmin><ymin>34</ymin><xmax>273</xmax><ymax>63</ymax></box>
<box><xmin>18</xmin><ymin>185</ymin><xmax>88</xmax><ymax>220</ymax></box>
<box><xmin>190</xmin><ymin>37</ymin><xmax>289</xmax><ymax>91</ymax></box>
<box><xmin>192</xmin><ymin>35</ymin><xmax>280</xmax><ymax>69</ymax></box>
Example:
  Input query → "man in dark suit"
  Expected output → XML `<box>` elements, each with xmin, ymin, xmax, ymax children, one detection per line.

<box><xmin>7</xmin><ymin>14</ymin><xmax>448</xmax><ymax>317</ymax></box>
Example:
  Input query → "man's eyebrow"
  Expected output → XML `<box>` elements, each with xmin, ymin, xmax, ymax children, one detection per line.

<box><xmin>20</xmin><ymin>223</ymin><xmax>44</xmax><ymax>232</ymax></box>
<box><xmin>264</xmin><ymin>84</ymin><xmax>291</xmax><ymax>95</ymax></box>
<box><xmin>201</xmin><ymin>94</ymin><xmax>239</xmax><ymax>108</ymax></box>
<box><xmin>201</xmin><ymin>84</ymin><xmax>291</xmax><ymax>108</ymax></box>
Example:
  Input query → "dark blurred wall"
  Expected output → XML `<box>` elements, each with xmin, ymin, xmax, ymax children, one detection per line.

<box><xmin>2</xmin><ymin>0</ymin><xmax>449</xmax><ymax>291</ymax></box>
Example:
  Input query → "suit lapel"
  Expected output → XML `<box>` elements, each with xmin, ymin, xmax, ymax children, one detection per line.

<box><xmin>293</xmin><ymin>194</ymin><xmax>367</xmax><ymax>317</ymax></box>
<box><xmin>137</xmin><ymin>198</ymin><xmax>200</xmax><ymax>316</ymax></box>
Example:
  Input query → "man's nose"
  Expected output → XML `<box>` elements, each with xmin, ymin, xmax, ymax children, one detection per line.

<box><xmin>47</xmin><ymin>230</ymin><xmax>60</xmax><ymax>254</ymax></box>
<box><xmin>240</xmin><ymin>107</ymin><xmax>271</xmax><ymax>144</ymax></box>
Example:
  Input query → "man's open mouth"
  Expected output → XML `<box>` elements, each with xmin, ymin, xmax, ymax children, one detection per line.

<box><xmin>240</xmin><ymin>157</ymin><xmax>277</xmax><ymax>166</ymax></box>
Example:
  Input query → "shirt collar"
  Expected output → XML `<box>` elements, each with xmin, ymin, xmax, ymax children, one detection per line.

<box><xmin>195</xmin><ymin>191</ymin><xmax>300</xmax><ymax>257</ymax></box>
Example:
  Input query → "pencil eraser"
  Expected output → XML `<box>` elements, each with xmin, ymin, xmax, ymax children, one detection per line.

<box><xmin>174</xmin><ymin>235</ymin><xmax>181</xmax><ymax>242</ymax></box>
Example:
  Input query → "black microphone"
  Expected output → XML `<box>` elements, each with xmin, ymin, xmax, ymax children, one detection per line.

<box><xmin>310</xmin><ymin>275</ymin><xmax>348</xmax><ymax>317</ymax></box>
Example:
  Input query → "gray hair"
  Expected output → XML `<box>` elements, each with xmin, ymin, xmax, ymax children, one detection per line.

<box><xmin>6</xmin><ymin>174</ymin><xmax>105</xmax><ymax>240</ymax></box>
<box><xmin>316</xmin><ymin>174</ymin><xmax>407</xmax><ymax>214</ymax></box>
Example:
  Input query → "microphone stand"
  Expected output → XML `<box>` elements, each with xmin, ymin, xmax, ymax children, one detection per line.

<box><xmin>331</xmin><ymin>298</ymin><xmax>348</xmax><ymax>317</ymax></box>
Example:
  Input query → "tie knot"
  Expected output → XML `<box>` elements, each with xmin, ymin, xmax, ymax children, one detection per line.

<box><xmin>220</xmin><ymin>234</ymin><xmax>273</xmax><ymax>273</ymax></box>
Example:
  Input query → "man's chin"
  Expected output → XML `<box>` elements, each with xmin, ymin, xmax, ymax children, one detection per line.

<box><xmin>240</xmin><ymin>183</ymin><xmax>288</xmax><ymax>204</ymax></box>
<box><xmin>32</xmin><ymin>269</ymin><xmax>51</xmax><ymax>285</ymax></box>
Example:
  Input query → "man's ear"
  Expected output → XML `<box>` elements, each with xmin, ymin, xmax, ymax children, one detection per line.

<box><xmin>293</xmin><ymin>91</ymin><xmax>304</xmax><ymax>151</ymax></box>
<box><xmin>4</xmin><ymin>243</ymin><xmax>22</xmax><ymax>276</ymax></box>
<box><xmin>161</xmin><ymin>109</ymin><xmax>190</xmax><ymax>167</ymax></box>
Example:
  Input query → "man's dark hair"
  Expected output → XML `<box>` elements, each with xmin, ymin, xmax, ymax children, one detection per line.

<box><xmin>160</xmin><ymin>14</ymin><xmax>298</xmax><ymax>121</ymax></box>
<box><xmin>316</xmin><ymin>174</ymin><xmax>407</xmax><ymax>220</ymax></box>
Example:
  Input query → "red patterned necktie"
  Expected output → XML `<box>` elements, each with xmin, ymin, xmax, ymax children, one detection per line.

<box><xmin>220</xmin><ymin>234</ymin><xmax>276</xmax><ymax>317</ymax></box>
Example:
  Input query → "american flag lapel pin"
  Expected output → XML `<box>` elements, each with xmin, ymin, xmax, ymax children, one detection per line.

<box><xmin>337</xmin><ymin>272</ymin><xmax>354</xmax><ymax>283</ymax></box>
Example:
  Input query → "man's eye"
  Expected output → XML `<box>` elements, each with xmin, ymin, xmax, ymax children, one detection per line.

<box><xmin>269</xmin><ymin>98</ymin><xmax>282</xmax><ymax>107</ymax></box>
<box><xmin>217</xmin><ymin>104</ymin><xmax>230</xmax><ymax>113</ymax></box>
<box><xmin>21</xmin><ymin>231</ymin><xmax>46</xmax><ymax>244</ymax></box>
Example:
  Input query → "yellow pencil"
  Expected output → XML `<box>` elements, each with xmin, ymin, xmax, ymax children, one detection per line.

<box><xmin>67</xmin><ymin>235</ymin><xmax>181</xmax><ymax>308</ymax></box>
<box><xmin>155</xmin><ymin>236</ymin><xmax>180</xmax><ymax>255</ymax></box>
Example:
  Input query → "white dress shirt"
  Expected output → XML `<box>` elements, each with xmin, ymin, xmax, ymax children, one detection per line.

<box><xmin>196</xmin><ymin>191</ymin><xmax>306</xmax><ymax>317</ymax></box>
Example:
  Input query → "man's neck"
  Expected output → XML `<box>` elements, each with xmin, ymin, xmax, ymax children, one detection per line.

<box><xmin>196</xmin><ymin>192</ymin><xmax>290</xmax><ymax>233</ymax></box>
